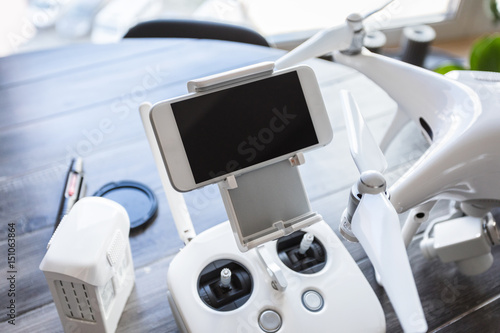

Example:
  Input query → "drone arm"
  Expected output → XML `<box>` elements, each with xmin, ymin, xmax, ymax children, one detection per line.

<box><xmin>333</xmin><ymin>48</ymin><xmax>474</xmax><ymax>138</ymax></box>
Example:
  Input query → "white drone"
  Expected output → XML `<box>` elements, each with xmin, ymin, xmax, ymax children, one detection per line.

<box><xmin>275</xmin><ymin>1</ymin><xmax>500</xmax><ymax>332</ymax></box>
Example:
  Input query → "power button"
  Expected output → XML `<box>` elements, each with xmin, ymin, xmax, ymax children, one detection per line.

<box><xmin>258</xmin><ymin>310</ymin><xmax>282</xmax><ymax>332</ymax></box>
<box><xmin>302</xmin><ymin>290</ymin><xmax>324</xmax><ymax>312</ymax></box>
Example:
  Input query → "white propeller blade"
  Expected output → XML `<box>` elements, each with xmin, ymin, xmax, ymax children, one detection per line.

<box><xmin>360</xmin><ymin>0</ymin><xmax>396</xmax><ymax>20</ymax></box>
<box><xmin>274</xmin><ymin>23</ymin><xmax>351</xmax><ymax>70</ymax></box>
<box><xmin>274</xmin><ymin>1</ymin><xmax>396</xmax><ymax>70</ymax></box>
<box><xmin>341</xmin><ymin>90</ymin><xmax>427</xmax><ymax>332</ymax></box>
<box><xmin>352</xmin><ymin>193</ymin><xmax>427</xmax><ymax>332</ymax></box>
<box><xmin>340</xmin><ymin>90</ymin><xmax>387</xmax><ymax>174</ymax></box>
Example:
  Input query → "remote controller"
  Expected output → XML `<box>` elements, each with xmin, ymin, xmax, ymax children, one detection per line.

<box><xmin>167</xmin><ymin>220</ymin><xmax>385</xmax><ymax>333</ymax></box>
<box><xmin>138</xmin><ymin>62</ymin><xmax>387</xmax><ymax>333</ymax></box>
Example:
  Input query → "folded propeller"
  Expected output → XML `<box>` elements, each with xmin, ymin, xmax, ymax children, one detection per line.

<box><xmin>340</xmin><ymin>90</ymin><xmax>427</xmax><ymax>333</ymax></box>
<box><xmin>274</xmin><ymin>1</ymin><xmax>428</xmax><ymax>329</ymax></box>
<box><xmin>275</xmin><ymin>1</ymin><xmax>395</xmax><ymax>70</ymax></box>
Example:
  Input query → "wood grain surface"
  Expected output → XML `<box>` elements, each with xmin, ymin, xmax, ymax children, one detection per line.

<box><xmin>1</xmin><ymin>38</ymin><xmax>499</xmax><ymax>333</ymax></box>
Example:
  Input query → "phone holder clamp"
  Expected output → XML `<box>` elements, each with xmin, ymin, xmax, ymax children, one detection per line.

<box><xmin>187</xmin><ymin>62</ymin><xmax>275</xmax><ymax>93</ymax></box>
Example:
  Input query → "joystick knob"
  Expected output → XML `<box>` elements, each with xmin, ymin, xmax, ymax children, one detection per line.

<box><xmin>277</xmin><ymin>231</ymin><xmax>326</xmax><ymax>274</ymax></box>
<box><xmin>299</xmin><ymin>233</ymin><xmax>314</xmax><ymax>254</ymax></box>
<box><xmin>220</xmin><ymin>268</ymin><xmax>232</xmax><ymax>287</ymax></box>
<box><xmin>198</xmin><ymin>259</ymin><xmax>252</xmax><ymax>311</ymax></box>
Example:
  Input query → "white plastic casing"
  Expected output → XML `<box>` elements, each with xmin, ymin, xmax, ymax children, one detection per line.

<box><xmin>166</xmin><ymin>220</ymin><xmax>386</xmax><ymax>333</ymax></box>
<box><xmin>219</xmin><ymin>159</ymin><xmax>322</xmax><ymax>252</ymax></box>
<box><xmin>420</xmin><ymin>215</ymin><xmax>494</xmax><ymax>275</ymax></box>
<box><xmin>334</xmin><ymin>50</ymin><xmax>500</xmax><ymax>214</ymax></box>
<box><xmin>40</xmin><ymin>197</ymin><xmax>135</xmax><ymax>333</ymax></box>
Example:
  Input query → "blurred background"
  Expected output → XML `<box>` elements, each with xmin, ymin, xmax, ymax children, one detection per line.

<box><xmin>0</xmin><ymin>0</ymin><xmax>499</xmax><ymax>57</ymax></box>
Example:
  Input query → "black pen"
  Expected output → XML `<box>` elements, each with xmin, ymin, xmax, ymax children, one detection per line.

<box><xmin>54</xmin><ymin>157</ymin><xmax>85</xmax><ymax>231</ymax></box>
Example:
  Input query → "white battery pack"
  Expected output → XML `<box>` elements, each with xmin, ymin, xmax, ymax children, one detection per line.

<box><xmin>40</xmin><ymin>197</ymin><xmax>135</xmax><ymax>333</ymax></box>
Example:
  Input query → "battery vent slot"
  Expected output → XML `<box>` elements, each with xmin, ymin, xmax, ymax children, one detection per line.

<box><xmin>55</xmin><ymin>280</ymin><xmax>96</xmax><ymax>322</ymax></box>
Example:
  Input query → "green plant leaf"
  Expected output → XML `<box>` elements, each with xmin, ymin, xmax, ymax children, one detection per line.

<box><xmin>433</xmin><ymin>63</ymin><xmax>466</xmax><ymax>75</ymax></box>
<box><xmin>491</xmin><ymin>0</ymin><xmax>500</xmax><ymax>23</ymax></box>
<box><xmin>470</xmin><ymin>34</ymin><xmax>500</xmax><ymax>72</ymax></box>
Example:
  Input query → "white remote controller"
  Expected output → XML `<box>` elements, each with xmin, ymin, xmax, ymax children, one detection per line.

<box><xmin>167</xmin><ymin>220</ymin><xmax>385</xmax><ymax>333</ymax></box>
<box><xmin>138</xmin><ymin>63</ymin><xmax>387</xmax><ymax>333</ymax></box>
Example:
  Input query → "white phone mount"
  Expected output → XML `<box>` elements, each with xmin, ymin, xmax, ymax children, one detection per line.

<box><xmin>186</xmin><ymin>61</ymin><xmax>274</xmax><ymax>93</ymax></box>
<box><xmin>188</xmin><ymin>61</ymin><xmax>322</xmax><ymax>251</ymax></box>
<box><xmin>219</xmin><ymin>157</ymin><xmax>322</xmax><ymax>252</ymax></box>
<box><xmin>142</xmin><ymin>61</ymin><xmax>322</xmax><ymax>251</ymax></box>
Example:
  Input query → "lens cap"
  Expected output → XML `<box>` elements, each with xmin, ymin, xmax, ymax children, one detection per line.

<box><xmin>93</xmin><ymin>180</ymin><xmax>158</xmax><ymax>231</ymax></box>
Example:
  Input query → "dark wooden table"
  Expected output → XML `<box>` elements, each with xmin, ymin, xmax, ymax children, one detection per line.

<box><xmin>1</xmin><ymin>38</ymin><xmax>500</xmax><ymax>333</ymax></box>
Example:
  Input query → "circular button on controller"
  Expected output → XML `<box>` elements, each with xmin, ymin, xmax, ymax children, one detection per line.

<box><xmin>302</xmin><ymin>290</ymin><xmax>324</xmax><ymax>312</ymax></box>
<box><xmin>258</xmin><ymin>310</ymin><xmax>282</xmax><ymax>332</ymax></box>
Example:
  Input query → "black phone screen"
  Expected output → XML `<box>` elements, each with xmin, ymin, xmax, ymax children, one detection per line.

<box><xmin>172</xmin><ymin>71</ymin><xmax>319</xmax><ymax>184</ymax></box>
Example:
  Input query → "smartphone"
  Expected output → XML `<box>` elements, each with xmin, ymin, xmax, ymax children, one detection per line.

<box><xmin>150</xmin><ymin>65</ymin><xmax>332</xmax><ymax>192</ymax></box>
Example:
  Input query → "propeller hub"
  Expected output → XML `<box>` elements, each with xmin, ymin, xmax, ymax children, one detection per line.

<box><xmin>346</xmin><ymin>13</ymin><xmax>363</xmax><ymax>31</ymax></box>
<box><xmin>358</xmin><ymin>171</ymin><xmax>386</xmax><ymax>195</ymax></box>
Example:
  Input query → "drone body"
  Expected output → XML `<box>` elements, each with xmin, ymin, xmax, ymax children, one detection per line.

<box><xmin>275</xmin><ymin>2</ymin><xmax>500</xmax><ymax>331</ymax></box>
<box><xmin>333</xmin><ymin>50</ymin><xmax>500</xmax><ymax>214</ymax></box>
